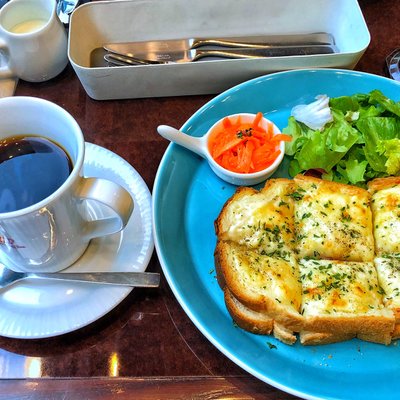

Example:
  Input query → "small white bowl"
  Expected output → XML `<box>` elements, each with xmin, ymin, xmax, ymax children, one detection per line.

<box><xmin>157</xmin><ymin>113</ymin><xmax>285</xmax><ymax>186</ymax></box>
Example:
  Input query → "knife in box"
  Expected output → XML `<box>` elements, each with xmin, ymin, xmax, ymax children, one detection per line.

<box><xmin>103</xmin><ymin>32</ymin><xmax>337</xmax><ymax>55</ymax></box>
<box><xmin>99</xmin><ymin>45</ymin><xmax>337</xmax><ymax>66</ymax></box>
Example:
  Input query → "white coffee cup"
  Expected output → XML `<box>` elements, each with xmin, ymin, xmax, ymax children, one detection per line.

<box><xmin>0</xmin><ymin>96</ymin><xmax>134</xmax><ymax>273</ymax></box>
<box><xmin>0</xmin><ymin>0</ymin><xmax>68</xmax><ymax>82</ymax></box>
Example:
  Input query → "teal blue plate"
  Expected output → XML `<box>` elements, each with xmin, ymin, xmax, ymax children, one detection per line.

<box><xmin>153</xmin><ymin>69</ymin><xmax>400</xmax><ymax>400</ymax></box>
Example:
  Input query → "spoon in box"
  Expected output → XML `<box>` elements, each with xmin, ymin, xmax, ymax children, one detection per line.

<box><xmin>0</xmin><ymin>264</ymin><xmax>160</xmax><ymax>290</ymax></box>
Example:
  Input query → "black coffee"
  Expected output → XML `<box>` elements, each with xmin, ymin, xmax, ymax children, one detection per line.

<box><xmin>0</xmin><ymin>135</ymin><xmax>73</xmax><ymax>213</ymax></box>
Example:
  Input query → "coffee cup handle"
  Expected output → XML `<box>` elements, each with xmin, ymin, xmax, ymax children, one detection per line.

<box><xmin>76</xmin><ymin>177</ymin><xmax>134</xmax><ymax>240</ymax></box>
<box><xmin>0</xmin><ymin>39</ymin><xmax>14</xmax><ymax>79</ymax></box>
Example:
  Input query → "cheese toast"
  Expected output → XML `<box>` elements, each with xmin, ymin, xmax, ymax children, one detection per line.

<box><xmin>293</xmin><ymin>175</ymin><xmax>374</xmax><ymax>262</ymax></box>
<box><xmin>215</xmin><ymin>240</ymin><xmax>303</xmax><ymax>331</ymax></box>
<box><xmin>368</xmin><ymin>177</ymin><xmax>400</xmax><ymax>255</ymax></box>
<box><xmin>214</xmin><ymin>175</ymin><xmax>400</xmax><ymax>345</ymax></box>
<box><xmin>299</xmin><ymin>258</ymin><xmax>394</xmax><ymax>343</ymax></box>
<box><xmin>375</xmin><ymin>256</ymin><xmax>400</xmax><ymax>321</ymax></box>
<box><xmin>215</xmin><ymin>179</ymin><xmax>296</xmax><ymax>260</ymax></box>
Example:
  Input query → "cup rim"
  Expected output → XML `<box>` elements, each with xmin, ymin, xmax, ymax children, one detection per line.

<box><xmin>0</xmin><ymin>0</ymin><xmax>56</xmax><ymax>37</ymax></box>
<box><xmin>0</xmin><ymin>96</ymin><xmax>85</xmax><ymax>219</ymax></box>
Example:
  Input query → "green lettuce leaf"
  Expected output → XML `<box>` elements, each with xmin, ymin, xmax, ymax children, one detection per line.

<box><xmin>288</xmin><ymin>158</ymin><xmax>303</xmax><ymax>177</ymax></box>
<box><xmin>283</xmin><ymin>116</ymin><xmax>307</xmax><ymax>156</ymax></box>
<box><xmin>337</xmin><ymin>158</ymin><xmax>368</xmax><ymax>184</ymax></box>
<box><xmin>283</xmin><ymin>90</ymin><xmax>400</xmax><ymax>185</ymax></box>
<box><xmin>329</xmin><ymin>95</ymin><xmax>361</xmax><ymax>112</ymax></box>
<box><xmin>294</xmin><ymin>131</ymin><xmax>348</xmax><ymax>173</ymax></box>
<box><xmin>357</xmin><ymin>117</ymin><xmax>399</xmax><ymax>173</ymax></box>
<box><xmin>379</xmin><ymin>139</ymin><xmax>400</xmax><ymax>175</ymax></box>
<box><xmin>325</xmin><ymin>110</ymin><xmax>360</xmax><ymax>152</ymax></box>
<box><xmin>369</xmin><ymin>89</ymin><xmax>400</xmax><ymax>117</ymax></box>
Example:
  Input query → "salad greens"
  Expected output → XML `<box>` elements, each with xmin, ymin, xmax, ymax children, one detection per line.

<box><xmin>283</xmin><ymin>90</ymin><xmax>400</xmax><ymax>186</ymax></box>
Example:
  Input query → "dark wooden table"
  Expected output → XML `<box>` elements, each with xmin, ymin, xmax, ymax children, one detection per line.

<box><xmin>0</xmin><ymin>0</ymin><xmax>398</xmax><ymax>398</ymax></box>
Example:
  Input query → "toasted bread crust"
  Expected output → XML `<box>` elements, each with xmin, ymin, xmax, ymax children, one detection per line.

<box><xmin>214</xmin><ymin>241</ymin><xmax>227</xmax><ymax>290</ymax></box>
<box><xmin>300</xmin><ymin>331</ymin><xmax>355</xmax><ymax>346</ymax></box>
<box><xmin>224</xmin><ymin>288</ymin><xmax>274</xmax><ymax>335</ymax></box>
<box><xmin>294</xmin><ymin>174</ymin><xmax>368</xmax><ymax>197</ymax></box>
<box><xmin>225</xmin><ymin>288</ymin><xmax>298</xmax><ymax>344</ymax></box>
<box><xmin>273</xmin><ymin>322</ymin><xmax>297</xmax><ymax>345</ymax></box>
<box><xmin>303</xmin><ymin>314</ymin><xmax>394</xmax><ymax>337</ymax></box>
<box><xmin>357</xmin><ymin>331</ymin><xmax>392</xmax><ymax>345</ymax></box>
<box><xmin>391</xmin><ymin>323</ymin><xmax>400</xmax><ymax>340</ymax></box>
<box><xmin>260</xmin><ymin>177</ymin><xmax>293</xmax><ymax>194</ymax></box>
<box><xmin>368</xmin><ymin>176</ymin><xmax>400</xmax><ymax>193</ymax></box>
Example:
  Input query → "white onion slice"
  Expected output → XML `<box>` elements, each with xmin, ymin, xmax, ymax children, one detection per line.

<box><xmin>291</xmin><ymin>95</ymin><xmax>333</xmax><ymax>131</ymax></box>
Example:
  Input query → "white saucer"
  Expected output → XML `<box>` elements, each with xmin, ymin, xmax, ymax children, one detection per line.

<box><xmin>0</xmin><ymin>143</ymin><xmax>154</xmax><ymax>339</ymax></box>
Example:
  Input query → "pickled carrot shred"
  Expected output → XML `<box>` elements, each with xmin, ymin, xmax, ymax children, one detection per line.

<box><xmin>208</xmin><ymin>112</ymin><xmax>291</xmax><ymax>174</ymax></box>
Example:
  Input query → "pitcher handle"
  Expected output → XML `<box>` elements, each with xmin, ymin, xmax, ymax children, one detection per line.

<box><xmin>0</xmin><ymin>39</ymin><xmax>13</xmax><ymax>79</ymax></box>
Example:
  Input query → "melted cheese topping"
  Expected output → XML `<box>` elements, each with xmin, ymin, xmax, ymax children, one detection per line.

<box><xmin>375</xmin><ymin>256</ymin><xmax>400</xmax><ymax>309</ymax></box>
<box><xmin>224</xmin><ymin>180</ymin><xmax>295</xmax><ymax>259</ymax></box>
<box><xmin>371</xmin><ymin>185</ymin><xmax>400</xmax><ymax>255</ymax></box>
<box><xmin>293</xmin><ymin>178</ymin><xmax>374</xmax><ymax>261</ymax></box>
<box><xmin>230</xmin><ymin>245</ymin><xmax>301</xmax><ymax>312</ymax></box>
<box><xmin>300</xmin><ymin>259</ymin><xmax>385</xmax><ymax>316</ymax></box>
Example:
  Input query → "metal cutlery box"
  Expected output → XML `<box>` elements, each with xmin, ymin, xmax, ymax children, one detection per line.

<box><xmin>68</xmin><ymin>0</ymin><xmax>370</xmax><ymax>100</ymax></box>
